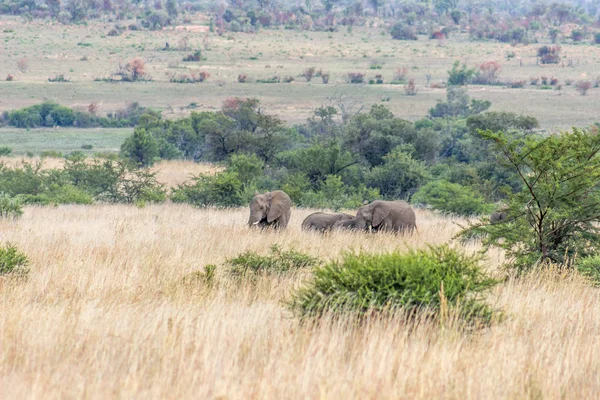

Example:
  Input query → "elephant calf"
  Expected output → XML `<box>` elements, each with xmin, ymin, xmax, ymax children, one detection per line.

<box><xmin>301</xmin><ymin>212</ymin><xmax>354</xmax><ymax>233</ymax></box>
<box><xmin>332</xmin><ymin>217</ymin><xmax>360</xmax><ymax>231</ymax></box>
<box><xmin>490</xmin><ymin>211</ymin><xmax>507</xmax><ymax>223</ymax></box>
<box><xmin>248</xmin><ymin>190</ymin><xmax>292</xmax><ymax>229</ymax></box>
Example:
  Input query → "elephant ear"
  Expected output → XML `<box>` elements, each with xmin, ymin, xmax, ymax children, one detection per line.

<box><xmin>267</xmin><ymin>195</ymin><xmax>288</xmax><ymax>223</ymax></box>
<box><xmin>372</xmin><ymin>205</ymin><xmax>391</xmax><ymax>228</ymax></box>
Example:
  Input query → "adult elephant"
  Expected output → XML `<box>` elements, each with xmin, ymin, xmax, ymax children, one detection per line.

<box><xmin>248</xmin><ymin>190</ymin><xmax>292</xmax><ymax>229</ymax></box>
<box><xmin>355</xmin><ymin>200</ymin><xmax>416</xmax><ymax>234</ymax></box>
<box><xmin>301</xmin><ymin>212</ymin><xmax>354</xmax><ymax>233</ymax></box>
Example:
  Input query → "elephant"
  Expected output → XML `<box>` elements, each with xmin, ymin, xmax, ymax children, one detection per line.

<box><xmin>490</xmin><ymin>211</ymin><xmax>507</xmax><ymax>223</ymax></box>
<box><xmin>301</xmin><ymin>212</ymin><xmax>354</xmax><ymax>233</ymax></box>
<box><xmin>354</xmin><ymin>200</ymin><xmax>416</xmax><ymax>234</ymax></box>
<box><xmin>332</xmin><ymin>217</ymin><xmax>360</xmax><ymax>231</ymax></box>
<box><xmin>248</xmin><ymin>190</ymin><xmax>292</xmax><ymax>229</ymax></box>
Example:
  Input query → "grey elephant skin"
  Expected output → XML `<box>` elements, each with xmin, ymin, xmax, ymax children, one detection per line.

<box><xmin>332</xmin><ymin>217</ymin><xmax>360</xmax><ymax>231</ymax></box>
<box><xmin>490</xmin><ymin>211</ymin><xmax>507</xmax><ymax>223</ymax></box>
<box><xmin>301</xmin><ymin>212</ymin><xmax>354</xmax><ymax>233</ymax></box>
<box><xmin>248</xmin><ymin>190</ymin><xmax>292</xmax><ymax>229</ymax></box>
<box><xmin>355</xmin><ymin>200</ymin><xmax>416</xmax><ymax>234</ymax></box>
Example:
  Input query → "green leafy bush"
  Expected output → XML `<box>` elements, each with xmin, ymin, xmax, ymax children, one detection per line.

<box><xmin>6</xmin><ymin>101</ymin><xmax>155</xmax><ymax>129</ymax></box>
<box><xmin>0</xmin><ymin>243</ymin><xmax>29</xmax><ymax>275</ymax></box>
<box><xmin>0</xmin><ymin>146</ymin><xmax>12</xmax><ymax>156</ymax></box>
<box><xmin>289</xmin><ymin>246</ymin><xmax>498</xmax><ymax>325</ymax></box>
<box><xmin>228</xmin><ymin>245</ymin><xmax>319</xmax><ymax>278</ymax></box>
<box><xmin>576</xmin><ymin>255</ymin><xmax>600</xmax><ymax>285</ymax></box>
<box><xmin>412</xmin><ymin>180</ymin><xmax>494</xmax><ymax>216</ymax></box>
<box><xmin>367</xmin><ymin>148</ymin><xmax>430</xmax><ymax>199</ymax></box>
<box><xmin>390</xmin><ymin>23</ymin><xmax>417</xmax><ymax>40</ymax></box>
<box><xmin>171</xmin><ymin>172</ymin><xmax>244</xmax><ymax>207</ymax></box>
<box><xmin>120</xmin><ymin>127</ymin><xmax>159</xmax><ymax>167</ymax></box>
<box><xmin>0</xmin><ymin>192</ymin><xmax>24</xmax><ymax>218</ymax></box>
<box><xmin>447</xmin><ymin>61</ymin><xmax>475</xmax><ymax>86</ymax></box>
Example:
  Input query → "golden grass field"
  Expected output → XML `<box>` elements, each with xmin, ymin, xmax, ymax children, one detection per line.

<box><xmin>0</xmin><ymin>157</ymin><xmax>220</xmax><ymax>188</ymax></box>
<box><xmin>1</xmin><ymin>204</ymin><xmax>599</xmax><ymax>399</ymax></box>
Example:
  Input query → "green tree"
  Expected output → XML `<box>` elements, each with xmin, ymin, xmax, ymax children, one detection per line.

<box><xmin>429</xmin><ymin>87</ymin><xmax>491</xmax><ymax>119</ymax></box>
<box><xmin>447</xmin><ymin>61</ymin><xmax>475</xmax><ymax>86</ymax></box>
<box><xmin>121</xmin><ymin>128</ymin><xmax>159</xmax><ymax>167</ymax></box>
<box><xmin>367</xmin><ymin>148</ymin><xmax>430</xmax><ymax>199</ymax></box>
<box><xmin>412</xmin><ymin>180</ymin><xmax>493</xmax><ymax>215</ymax></box>
<box><xmin>462</xmin><ymin>128</ymin><xmax>600</xmax><ymax>270</ymax></box>
<box><xmin>166</xmin><ymin>0</ymin><xmax>178</xmax><ymax>18</ymax></box>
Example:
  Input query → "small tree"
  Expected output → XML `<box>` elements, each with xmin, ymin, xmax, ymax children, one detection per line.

<box><xmin>537</xmin><ymin>45</ymin><xmax>561</xmax><ymax>64</ymax></box>
<box><xmin>390</xmin><ymin>23</ymin><xmax>417</xmax><ymax>40</ymax></box>
<box><xmin>17</xmin><ymin>58</ymin><xmax>29</xmax><ymax>73</ymax></box>
<box><xmin>473</xmin><ymin>61</ymin><xmax>501</xmax><ymax>85</ymax></box>
<box><xmin>447</xmin><ymin>61</ymin><xmax>475</xmax><ymax>86</ymax></box>
<box><xmin>302</xmin><ymin>67</ymin><xmax>316</xmax><ymax>82</ymax></box>
<box><xmin>462</xmin><ymin>128</ymin><xmax>600</xmax><ymax>271</ymax></box>
<box><xmin>120</xmin><ymin>127</ymin><xmax>159</xmax><ymax>167</ymax></box>
<box><xmin>118</xmin><ymin>58</ymin><xmax>147</xmax><ymax>81</ymax></box>
<box><xmin>576</xmin><ymin>80</ymin><xmax>592</xmax><ymax>96</ymax></box>
<box><xmin>404</xmin><ymin>78</ymin><xmax>417</xmax><ymax>95</ymax></box>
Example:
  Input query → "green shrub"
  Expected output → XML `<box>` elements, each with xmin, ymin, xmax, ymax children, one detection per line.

<box><xmin>0</xmin><ymin>146</ymin><xmax>12</xmax><ymax>156</ymax></box>
<box><xmin>412</xmin><ymin>180</ymin><xmax>494</xmax><ymax>216</ymax></box>
<box><xmin>40</xmin><ymin>150</ymin><xmax>63</xmax><ymax>158</ymax></box>
<box><xmin>367</xmin><ymin>148</ymin><xmax>430</xmax><ymax>199</ymax></box>
<box><xmin>447</xmin><ymin>61</ymin><xmax>475</xmax><ymax>86</ymax></box>
<box><xmin>289</xmin><ymin>246</ymin><xmax>498</xmax><ymax>325</ymax></box>
<box><xmin>0</xmin><ymin>243</ymin><xmax>29</xmax><ymax>275</ymax></box>
<box><xmin>390</xmin><ymin>23</ymin><xmax>417</xmax><ymax>40</ymax></box>
<box><xmin>0</xmin><ymin>192</ymin><xmax>24</xmax><ymax>218</ymax></box>
<box><xmin>171</xmin><ymin>171</ymin><xmax>244</xmax><ymax>207</ymax></box>
<box><xmin>576</xmin><ymin>256</ymin><xmax>600</xmax><ymax>285</ymax></box>
<box><xmin>120</xmin><ymin>127</ymin><xmax>159</xmax><ymax>167</ymax></box>
<box><xmin>228</xmin><ymin>245</ymin><xmax>319</xmax><ymax>278</ymax></box>
<box><xmin>226</xmin><ymin>153</ymin><xmax>264</xmax><ymax>184</ymax></box>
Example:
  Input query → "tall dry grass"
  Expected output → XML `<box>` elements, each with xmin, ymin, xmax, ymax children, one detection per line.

<box><xmin>0</xmin><ymin>205</ymin><xmax>598</xmax><ymax>399</ymax></box>
<box><xmin>0</xmin><ymin>157</ymin><xmax>219</xmax><ymax>188</ymax></box>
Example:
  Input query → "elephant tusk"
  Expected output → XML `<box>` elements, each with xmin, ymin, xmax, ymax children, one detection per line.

<box><xmin>253</xmin><ymin>221</ymin><xmax>260</xmax><ymax>225</ymax></box>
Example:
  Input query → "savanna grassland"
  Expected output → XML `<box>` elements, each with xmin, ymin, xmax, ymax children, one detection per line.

<box><xmin>1</xmin><ymin>205</ymin><xmax>599</xmax><ymax>399</ymax></box>
<box><xmin>1</xmin><ymin>15</ymin><xmax>600</xmax><ymax>137</ymax></box>
<box><xmin>3</xmin><ymin>8</ymin><xmax>600</xmax><ymax>400</ymax></box>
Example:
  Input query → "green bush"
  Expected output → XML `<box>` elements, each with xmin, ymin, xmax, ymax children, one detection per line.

<box><xmin>366</xmin><ymin>148</ymin><xmax>430</xmax><ymax>199</ymax></box>
<box><xmin>412</xmin><ymin>180</ymin><xmax>494</xmax><ymax>216</ymax></box>
<box><xmin>171</xmin><ymin>171</ymin><xmax>244</xmax><ymax>207</ymax></box>
<box><xmin>228</xmin><ymin>245</ymin><xmax>319</xmax><ymax>278</ymax></box>
<box><xmin>390</xmin><ymin>23</ymin><xmax>417</xmax><ymax>40</ymax></box>
<box><xmin>0</xmin><ymin>192</ymin><xmax>24</xmax><ymax>218</ymax></box>
<box><xmin>0</xmin><ymin>243</ymin><xmax>29</xmax><ymax>275</ymax></box>
<box><xmin>576</xmin><ymin>255</ymin><xmax>600</xmax><ymax>285</ymax></box>
<box><xmin>120</xmin><ymin>127</ymin><xmax>160</xmax><ymax>167</ymax></box>
<box><xmin>0</xmin><ymin>146</ymin><xmax>12</xmax><ymax>156</ymax></box>
<box><xmin>226</xmin><ymin>153</ymin><xmax>264</xmax><ymax>184</ymax></box>
<box><xmin>447</xmin><ymin>61</ymin><xmax>475</xmax><ymax>86</ymax></box>
<box><xmin>289</xmin><ymin>246</ymin><xmax>498</xmax><ymax>325</ymax></box>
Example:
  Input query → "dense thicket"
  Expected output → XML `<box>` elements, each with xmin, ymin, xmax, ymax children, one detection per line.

<box><xmin>119</xmin><ymin>88</ymin><xmax>538</xmax><ymax>213</ymax></box>
<box><xmin>1</xmin><ymin>102</ymin><xmax>155</xmax><ymax>129</ymax></box>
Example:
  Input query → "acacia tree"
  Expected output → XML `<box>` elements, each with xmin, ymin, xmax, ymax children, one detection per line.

<box><xmin>462</xmin><ymin>128</ymin><xmax>600</xmax><ymax>271</ymax></box>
